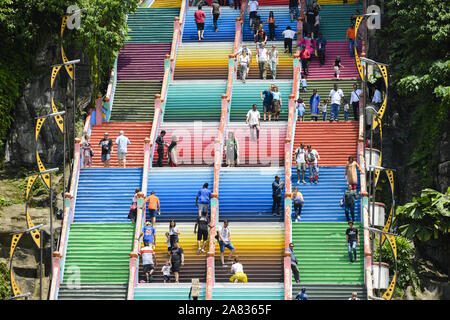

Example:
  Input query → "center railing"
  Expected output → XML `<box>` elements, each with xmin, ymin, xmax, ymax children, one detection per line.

<box><xmin>126</xmin><ymin>0</ymin><xmax>188</xmax><ymax>300</ymax></box>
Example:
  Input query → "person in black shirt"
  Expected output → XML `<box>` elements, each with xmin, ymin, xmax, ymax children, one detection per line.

<box><xmin>346</xmin><ymin>221</ymin><xmax>359</xmax><ymax>262</ymax></box>
<box><xmin>272</xmin><ymin>175</ymin><xmax>284</xmax><ymax>216</ymax></box>
<box><xmin>304</xmin><ymin>5</ymin><xmax>317</xmax><ymax>37</ymax></box>
<box><xmin>99</xmin><ymin>132</ymin><xmax>113</xmax><ymax>167</ymax></box>
<box><xmin>170</xmin><ymin>241</ymin><xmax>184</xmax><ymax>283</ymax></box>
<box><xmin>194</xmin><ymin>210</ymin><xmax>212</xmax><ymax>254</ymax></box>
<box><xmin>155</xmin><ymin>130</ymin><xmax>167</xmax><ymax>167</ymax></box>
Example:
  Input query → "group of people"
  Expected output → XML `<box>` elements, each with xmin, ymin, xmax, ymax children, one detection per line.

<box><xmin>155</xmin><ymin>130</ymin><xmax>179</xmax><ymax>167</ymax></box>
<box><xmin>81</xmin><ymin>130</ymin><xmax>131</xmax><ymax>168</ymax></box>
<box><xmin>129</xmin><ymin>182</ymin><xmax>248</xmax><ymax>284</ymax></box>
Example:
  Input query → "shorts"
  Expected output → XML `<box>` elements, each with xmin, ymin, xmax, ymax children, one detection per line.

<box><xmin>197</xmin><ymin>229</ymin><xmax>209</xmax><ymax>241</ymax></box>
<box><xmin>196</xmin><ymin>22</ymin><xmax>204</xmax><ymax>31</ymax></box>
<box><xmin>263</xmin><ymin>103</ymin><xmax>273</xmax><ymax>113</ymax></box>
<box><xmin>198</xmin><ymin>203</ymin><xmax>209</xmax><ymax>214</ymax></box>
<box><xmin>250</xmin><ymin>11</ymin><xmax>257</xmax><ymax>20</ymax></box>
<box><xmin>117</xmin><ymin>152</ymin><xmax>126</xmax><ymax>160</ymax></box>
<box><xmin>101</xmin><ymin>153</ymin><xmax>110</xmax><ymax>162</ymax></box>
<box><xmin>143</xmin><ymin>241</ymin><xmax>154</xmax><ymax>247</ymax></box>
<box><xmin>297</xmin><ymin>162</ymin><xmax>306</xmax><ymax>171</ymax></box>
<box><xmin>147</xmin><ymin>209</ymin><xmax>157</xmax><ymax>218</ymax></box>
<box><xmin>219</xmin><ymin>240</ymin><xmax>235</xmax><ymax>253</ymax></box>
<box><xmin>171</xmin><ymin>261</ymin><xmax>181</xmax><ymax>272</ymax></box>
<box><xmin>143</xmin><ymin>264</ymin><xmax>154</xmax><ymax>274</ymax></box>
<box><xmin>163</xmin><ymin>275</ymin><xmax>170</xmax><ymax>281</ymax></box>
<box><xmin>272</xmin><ymin>100</ymin><xmax>281</xmax><ymax>113</ymax></box>
<box><xmin>289</xmin><ymin>6</ymin><xmax>299</xmax><ymax>15</ymax></box>
<box><xmin>230</xmin><ymin>272</ymin><xmax>248</xmax><ymax>283</ymax></box>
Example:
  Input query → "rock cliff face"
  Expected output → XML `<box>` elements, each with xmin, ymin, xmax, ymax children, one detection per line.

<box><xmin>4</xmin><ymin>40</ymin><xmax>93</xmax><ymax>169</ymax></box>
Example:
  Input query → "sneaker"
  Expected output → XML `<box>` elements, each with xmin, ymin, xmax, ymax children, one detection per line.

<box><xmin>297</xmin><ymin>180</ymin><xmax>300</xmax><ymax>184</ymax></box>
<box><xmin>295</xmin><ymin>218</ymin><xmax>299</xmax><ymax>222</ymax></box>
<box><xmin>201</xmin><ymin>248</ymin><xmax>205</xmax><ymax>253</ymax></box>
<box><xmin>302</xmin><ymin>180</ymin><xmax>306</xmax><ymax>184</ymax></box>
<box><xmin>222</xmin><ymin>264</ymin><xmax>227</xmax><ymax>267</ymax></box>
<box><xmin>197</xmin><ymin>248</ymin><xmax>201</xmax><ymax>254</ymax></box>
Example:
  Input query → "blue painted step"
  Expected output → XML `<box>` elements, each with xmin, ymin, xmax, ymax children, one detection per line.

<box><xmin>146</xmin><ymin>167</ymin><xmax>214</xmax><ymax>222</ymax></box>
<box><xmin>218</xmin><ymin>167</ymin><xmax>285</xmax><ymax>221</ymax></box>
<box><xmin>183</xmin><ymin>7</ymin><xmax>241</xmax><ymax>42</ymax></box>
<box><xmin>291</xmin><ymin>166</ymin><xmax>361</xmax><ymax>222</ymax></box>
<box><xmin>74</xmin><ymin>168</ymin><xmax>143</xmax><ymax>223</ymax></box>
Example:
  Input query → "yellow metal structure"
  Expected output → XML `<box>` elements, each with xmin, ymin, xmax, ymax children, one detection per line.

<box><xmin>372</xmin><ymin>64</ymin><xmax>388</xmax><ymax>129</ymax></box>
<box><xmin>381</xmin><ymin>233</ymin><xmax>397</xmax><ymax>300</ymax></box>
<box><xmin>354</xmin><ymin>16</ymin><xmax>364</xmax><ymax>80</ymax></box>
<box><xmin>9</xmin><ymin>233</ymin><xmax>23</xmax><ymax>298</ymax></box>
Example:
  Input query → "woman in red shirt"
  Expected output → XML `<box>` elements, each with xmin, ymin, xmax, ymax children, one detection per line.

<box><xmin>195</xmin><ymin>5</ymin><xmax>206</xmax><ymax>41</ymax></box>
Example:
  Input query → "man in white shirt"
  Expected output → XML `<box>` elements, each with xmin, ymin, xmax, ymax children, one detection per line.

<box><xmin>230</xmin><ymin>257</ymin><xmax>248</xmax><ymax>283</ymax></box>
<box><xmin>217</xmin><ymin>220</ymin><xmax>235</xmax><ymax>267</ymax></box>
<box><xmin>246</xmin><ymin>104</ymin><xmax>260</xmax><ymax>141</ymax></box>
<box><xmin>295</xmin><ymin>142</ymin><xmax>307</xmax><ymax>184</ymax></box>
<box><xmin>139</xmin><ymin>245</ymin><xmax>157</xmax><ymax>283</ymax></box>
<box><xmin>328</xmin><ymin>84</ymin><xmax>344</xmax><ymax>122</ymax></box>
<box><xmin>248</xmin><ymin>0</ymin><xmax>259</xmax><ymax>29</ymax></box>
<box><xmin>115</xmin><ymin>130</ymin><xmax>131</xmax><ymax>168</ymax></box>
<box><xmin>350</xmin><ymin>83</ymin><xmax>362</xmax><ymax>121</ymax></box>
<box><xmin>257</xmin><ymin>43</ymin><xmax>269</xmax><ymax>80</ymax></box>
<box><xmin>282</xmin><ymin>26</ymin><xmax>296</xmax><ymax>55</ymax></box>
<box><xmin>372</xmin><ymin>88</ymin><xmax>382</xmax><ymax>108</ymax></box>
<box><xmin>306</xmin><ymin>145</ymin><xmax>320</xmax><ymax>184</ymax></box>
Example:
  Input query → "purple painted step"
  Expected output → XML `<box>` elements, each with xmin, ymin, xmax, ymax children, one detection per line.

<box><xmin>303</xmin><ymin>41</ymin><xmax>361</xmax><ymax>80</ymax></box>
<box><xmin>117</xmin><ymin>43</ymin><xmax>171</xmax><ymax>81</ymax></box>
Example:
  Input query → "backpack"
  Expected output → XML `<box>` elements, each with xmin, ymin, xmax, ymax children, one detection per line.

<box><xmin>307</xmin><ymin>151</ymin><xmax>316</xmax><ymax>163</ymax></box>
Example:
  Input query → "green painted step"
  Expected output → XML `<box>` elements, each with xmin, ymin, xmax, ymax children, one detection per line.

<box><xmin>110</xmin><ymin>81</ymin><xmax>161</xmax><ymax>122</ymax></box>
<box><xmin>134</xmin><ymin>285</ymin><xmax>206</xmax><ymax>300</ymax></box>
<box><xmin>298</xmin><ymin>79</ymin><xmax>361</xmax><ymax>121</ymax></box>
<box><xmin>319</xmin><ymin>5</ymin><xmax>363</xmax><ymax>41</ymax></box>
<box><xmin>58</xmin><ymin>284</ymin><xmax>128</xmax><ymax>300</ymax></box>
<box><xmin>163</xmin><ymin>81</ymin><xmax>226</xmax><ymax>121</ymax></box>
<box><xmin>126</xmin><ymin>8</ymin><xmax>179</xmax><ymax>43</ymax></box>
<box><xmin>230</xmin><ymin>81</ymin><xmax>293</xmax><ymax>121</ymax></box>
<box><xmin>292</xmin><ymin>284</ymin><xmax>366</xmax><ymax>300</ymax></box>
<box><xmin>62</xmin><ymin>223</ymin><xmax>134</xmax><ymax>284</ymax></box>
<box><xmin>292</xmin><ymin>222</ymin><xmax>364</xmax><ymax>284</ymax></box>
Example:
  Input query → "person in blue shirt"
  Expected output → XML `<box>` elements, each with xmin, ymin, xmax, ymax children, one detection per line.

<box><xmin>294</xmin><ymin>287</ymin><xmax>308</xmax><ymax>300</ymax></box>
<box><xmin>316</xmin><ymin>33</ymin><xmax>327</xmax><ymax>66</ymax></box>
<box><xmin>260</xmin><ymin>85</ymin><xmax>273</xmax><ymax>121</ymax></box>
<box><xmin>195</xmin><ymin>183</ymin><xmax>212</xmax><ymax>217</ymax></box>
<box><xmin>309</xmin><ymin>89</ymin><xmax>320</xmax><ymax>121</ymax></box>
<box><xmin>286</xmin><ymin>242</ymin><xmax>300</xmax><ymax>283</ymax></box>
<box><xmin>115</xmin><ymin>130</ymin><xmax>131</xmax><ymax>168</ymax></box>
<box><xmin>272</xmin><ymin>175</ymin><xmax>284</xmax><ymax>216</ymax></box>
<box><xmin>138</xmin><ymin>221</ymin><xmax>156</xmax><ymax>247</ymax></box>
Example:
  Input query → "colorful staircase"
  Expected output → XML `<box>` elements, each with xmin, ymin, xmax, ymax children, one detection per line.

<box><xmin>146</xmin><ymin>168</ymin><xmax>214</xmax><ymax>222</ymax></box>
<box><xmin>212</xmin><ymin>283</ymin><xmax>284</xmax><ymax>300</ymax></box>
<box><xmin>163</xmin><ymin>80</ymin><xmax>226</xmax><ymax>121</ymax></box>
<box><xmin>152</xmin><ymin>122</ymin><xmax>219</xmax><ymax>166</ymax></box>
<box><xmin>313</xmin><ymin>4</ymin><xmax>362</xmax><ymax>41</ymax></box>
<box><xmin>134</xmin><ymin>284</ymin><xmax>206</xmax><ymax>300</ymax></box>
<box><xmin>88</xmin><ymin>122</ymin><xmax>151</xmax><ymax>168</ymax></box>
<box><xmin>214</xmin><ymin>222</ymin><xmax>284</xmax><ymax>283</ymax></box>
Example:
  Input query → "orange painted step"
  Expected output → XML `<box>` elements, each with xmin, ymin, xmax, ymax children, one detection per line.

<box><xmin>292</xmin><ymin>121</ymin><xmax>359</xmax><ymax>166</ymax></box>
<box><xmin>88</xmin><ymin>122</ymin><xmax>152</xmax><ymax>168</ymax></box>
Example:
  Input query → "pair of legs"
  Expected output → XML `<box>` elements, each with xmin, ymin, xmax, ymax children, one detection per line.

<box><xmin>197</xmin><ymin>23</ymin><xmax>204</xmax><ymax>41</ymax></box>
<box><xmin>249</xmin><ymin>124</ymin><xmax>259</xmax><ymax>141</ymax></box>
<box><xmin>322</xmin><ymin>111</ymin><xmax>327</xmax><ymax>121</ymax></box>
<box><xmin>268</xmin><ymin>23</ymin><xmax>275</xmax><ymax>40</ymax></box>
<box><xmin>234</xmin><ymin>0</ymin><xmax>241</xmax><ymax>9</ymax></box>
<box><xmin>330</xmin><ymin>103</ymin><xmax>340</xmax><ymax>121</ymax></box>
<box><xmin>344</xmin><ymin>111</ymin><xmax>349</xmax><ymax>121</ymax></box>
<box><xmin>197</xmin><ymin>229</ymin><xmax>208</xmax><ymax>253</ymax></box>
<box><xmin>239</xmin><ymin>64</ymin><xmax>248</xmax><ymax>82</ymax></box>
<box><xmin>293</xmin><ymin>200</ymin><xmax>303</xmax><ymax>221</ymax></box>
<box><xmin>352</xmin><ymin>101</ymin><xmax>359</xmax><ymax>120</ymax></box>
<box><xmin>289</xmin><ymin>7</ymin><xmax>299</xmax><ymax>22</ymax></box>
<box><xmin>219</xmin><ymin>241</ymin><xmax>235</xmax><ymax>266</ymax></box>
<box><xmin>345</xmin><ymin>203</ymin><xmax>355</xmax><ymax>222</ymax></box>
<box><xmin>348</xmin><ymin>241</ymin><xmax>357</xmax><ymax>262</ymax></box>
<box><xmin>272</xmin><ymin>101</ymin><xmax>281</xmax><ymax>120</ymax></box>
<box><xmin>269</xmin><ymin>60</ymin><xmax>277</xmax><ymax>80</ymax></box>
<box><xmin>297</xmin><ymin>163</ymin><xmax>306</xmax><ymax>183</ymax></box>
<box><xmin>263</xmin><ymin>103</ymin><xmax>272</xmax><ymax>121</ymax></box>
<box><xmin>102</xmin><ymin>153</ymin><xmax>111</xmax><ymax>167</ymax></box>
<box><xmin>147</xmin><ymin>209</ymin><xmax>157</xmax><ymax>226</ymax></box>
<box><xmin>198</xmin><ymin>203</ymin><xmax>209</xmax><ymax>216</ymax></box>
<box><xmin>284</xmin><ymin>38</ymin><xmax>293</xmax><ymax>54</ymax></box>
<box><xmin>318</xmin><ymin>50</ymin><xmax>325</xmax><ymax>65</ymax></box>
<box><xmin>334</xmin><ymin>65</ymin><xmax>341</xmax><ymax>80</ymax></box>
<box><xmin>349</xmin><ymin>39</ymin><xmax>357</xmax><ymax>57</ymax></box>
<box><xmin>258</xmin><ymin>61</ymin><xmax>268</xmax><ymax>79</ymax></box>
<box><xmin>302</xmin><ymin>58</ymin><xmax>310</xmax><ymax>76</ymax></box>
<box><xmin>143</xmin><ymin>264</ymin><xmax>154</xmax><ymax>283</ymax></box>
<box><xmin>118</xmin><ymin>152</ymin><xmax>127</xmax><ymax>168</ymax></box>
<box><xmin>171</xmin><ymin>262</ymin><xmax>181</xmax><ymax>283</ymax></box>
<box><xmin>249</xmin><ymin>11</ymin><xmax>257</xmax><ymax>28</ymax></box>
<box><xmin>291</xmin><ymin>262</ymin><xmax>300</xmax><ymax>283</ymax></box>
<box><xmin>213</xmin><ymin>13</ymin><xmax>219</xmax><ymax>31</ymax></box>
<box><xmin>157</xmin><ymin>147</ymin><xmax>164</xmax><ymax>167</ymax></box>
<box><xmin>308</xmin><ymin>163</ymin><xmax>319</xmax><ymax>183</ymax></box>
<box><xmin>272</xmin><ymin>195</ymin><xmax>282</xmax><ymax>215</ymax></box>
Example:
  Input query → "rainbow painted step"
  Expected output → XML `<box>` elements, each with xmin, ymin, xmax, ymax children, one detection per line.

<box><xmin>212</xmin><ymin>283</ymin><xmax>284</xmax><ymax>300</ymax></box>
<box><xmin>134</xmin><ymin>284</ymin><xmax>206</xmax><ymax>300</ymax></box>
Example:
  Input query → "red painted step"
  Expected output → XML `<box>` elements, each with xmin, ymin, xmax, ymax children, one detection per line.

<box><xmin>88</xmin><ymin>122</ymin><xmax>152</xmax><ymax>168</ymax></box>
<box><xmin>224</xmin><ymin>122</ymin><xmax>286</xmax><ymax>166</ymax></box>
<box><xmin>152</xmin><ymin>122</ymin><xmax>220</xmax><ymax>166</ymax></box>
<box><xmin>117</xmin><ymin>43</ymin><xmax>171</xmax><ymax>81</ymax></box>
<box><xmin>303</xmin><ymin>42</ymin><xmax>361</xmax><ymax>80</ymax></box>
<box><xmin>292</xmin><ymin>121</ymin><xmax>358</xmax><ymax>166</ymax></box>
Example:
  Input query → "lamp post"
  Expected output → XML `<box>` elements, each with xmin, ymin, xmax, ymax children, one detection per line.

<box><xmin>10</xmin><ymin>224</ymin><xmax>43</xmax><ymax>300</ymax></box>
<box><xmin>50</xmin><ymin>59</ymin><xmax>80</xmax><ymax>194</ymax></box>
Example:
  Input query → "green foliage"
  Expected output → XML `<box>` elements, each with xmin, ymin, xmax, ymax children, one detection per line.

<box><xmin>0</xmin><ymin>262</ymin><xmax>11</xmax><ymax>300</ymax></box>
<box><xmin>395</xmin><ymin>188</ymin><xmax>450</xmax><ymax>242</ymax></box>
<box><xmin>378</xmin><ymin>0</ymin><xmax>450</xmax><ymax>184</ymax></box>
<box><xmin>373</xmin><ymin>236</ymin><xmax>420</xmax><ymax>298</ymax></box>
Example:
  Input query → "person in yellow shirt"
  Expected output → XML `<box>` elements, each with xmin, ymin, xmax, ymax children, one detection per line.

<box><xmin>141</xmin><ymin>191</ymin><xmax>161</xmax><ymax>226</ymax></box>
<box><xmin>292</xmin><ymin>187</ymin><xmax>304</xmax><ymax>222</ymax></box>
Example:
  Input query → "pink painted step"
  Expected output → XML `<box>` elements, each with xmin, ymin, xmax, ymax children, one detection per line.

<box><xmin>302</xmin><ymin>41</ymin><xmax>361</xmax><ymax>80</ymax></box>
<box><xmin>117</xmin><ymin>43</ymin><xmax>171</xmax><ymax>81</ymax></box>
